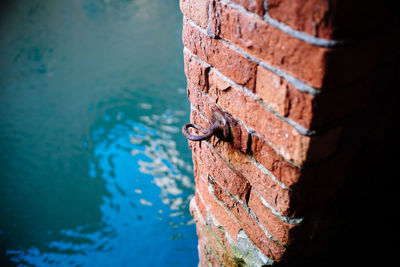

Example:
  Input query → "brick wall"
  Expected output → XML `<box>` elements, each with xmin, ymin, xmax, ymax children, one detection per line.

<box><xmin>181</xmin><ymin>0</ymin><xmax>398</xmax><ymax>266</ymax></box>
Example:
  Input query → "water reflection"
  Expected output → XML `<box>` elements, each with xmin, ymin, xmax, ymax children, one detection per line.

<box><xmin>6</xmin><ymin>110</ymin><xmax>197</xmax><ymax>266</ymax></box>
<box><xmin>0</xmin><ymin>0</ymin><xmax>197</xmax><ymax>266</ymax></box>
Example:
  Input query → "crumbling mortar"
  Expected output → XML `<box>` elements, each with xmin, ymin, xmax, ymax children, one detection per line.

<box><xmin>198</xmin><ymin>196</ymin><xmax>274</xmax><ymax>266</ymax></box>
<box><xmin>208</xmin><ymin>175</ymin><xmax>286</xmax><ymax>248</ymax></box>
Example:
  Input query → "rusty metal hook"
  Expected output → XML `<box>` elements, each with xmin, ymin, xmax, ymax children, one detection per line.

<box><xmin>182</xmin><ymin>111</ymin><xmax>230</xmax><ymax>141</ymax></box>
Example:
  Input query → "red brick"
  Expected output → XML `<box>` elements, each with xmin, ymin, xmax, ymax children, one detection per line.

<box><xmin>184</xmin><ymin>49</ymin><xmax>210</xmax><ymax>92</ymax></box>
<box><xmin>210</xmin><ymin>0</ymin><xmax>381</xmax><ymax>89</ymax></box>
<box><xmin>209</xmin><ymin>69</ymin><xmax>306</xmax><ymax>164</ymax></box>
<box><xmin>210</xmin><ymin>0</ymin><xmax>326</xmax><ymax>89</ymax></box>
<box><xmin>251</xmin><ymin>132</ymin><xmax>363</xmax><ymax>217</ymax></box>
<box><xmin>187</xmin><ymin>82</ymin><xmax>216</xmax><ymax>120</ymax></box>
<box><xmin>256</xmin><ymin>65</ymin><xmax>374</xmax><ymax>130</ymax></box>
<box><xmin>190</xmin><ymin>140</ymin><xmax>251</xmax><ymax>203</ymax></box>
<box><xmin>193</xmin><ymin>192</ymin><xmax>207</xmax><ymax>223</ymax></box>
<box><xmin>213</xmin><ymin>139</ymin><xmax>293</xmax><ymax>215</ymax></box>
<box><xmin>188</xmin><ymin>84</ymin><xmax>251</xmax><ymax>153</ymax></box>
<box><xmin>195</xmin><ymin>216</ymin><xmax>237</xmax><ymax>267</ymax></box>
<box><xmin>248</xmin><ymin>190</ymin><xmax>298</xmax><ymax>246</ymax></box>
<box><xmin>194</xmin><ymin>197</ymin><xmax>236</xmax><ymax>260</ymax></box>
<box><xmin>256</xmin><ymin>66</ymin><xmax>314</xmax><ymax>129</ymax></box>
<box><xmin>183</xmin><ymin>17</ymin><xmax>258</xmax><ymax>91</ymax></box>
<box><xmin>203</xmin><ymin>243</ymin><xmax>221</xmax><ymax>267</ymax></box>
<box><xmin>190</xmin><ymin>84</ymin><xmax>348</xmax><ymax>216</ymax></box>
<box><xmin>209</xmin><ymin>178</ymin><xmax>286</xmax><ymax>261</ymax></box>
<box><xmin>207</xmin><ymin>218</ymin><xmax>235</xmax><ymax>259</ymax></box>
<box><xmin>190</xmin><ymin>196</ymin><xmax>205</xmax><ymax>225</ymax></box>
<box><xmin>197</xmin><ymin>238</ymin><xmax>209</xmax><ymax>267</ymax></box>
<box><xmin>193</xmin><ymin>155</ymin><xmax>242</xmax><ymax>240</ymax></box>
<box><xmin>209</xmin><ymin>69</ymin><xmax>341</xmax><ymax>165</ymax></box>
<box><xmin>251</xmin><ymin>135</ymin><xmax>301</xmax><ymax>188</ymax></box>
<box><xmin>231</xmin><ymin>0</ymin><xmax>264</xmax><ymax>16</ymax></box>
<box><xmin>180</xmin><ymin>0</ymin><xmax>209</xmax><ymax>28</ymax></box>
<box><xmin>191</xmin><ymin>108</ymin><xmax>298</xmax><ymax>216</ymax></box>
<box><xmin>267</xmin><ymin>0</ymin><xmax>388</xmax><ymax>40</ymax></box>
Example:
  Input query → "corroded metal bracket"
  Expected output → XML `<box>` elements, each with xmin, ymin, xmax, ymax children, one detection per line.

<box><xmin>182</xmin><ymin>111</ymin><xmax>230</xmax><ymax>141</ymax></box>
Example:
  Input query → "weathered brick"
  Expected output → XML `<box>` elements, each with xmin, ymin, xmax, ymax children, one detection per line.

<box><xmin>256</xmin><ymin>66</ymin><xmax>315</xmax><ymax>129</ymax></box>
<box><xmin>251</xmin><ymin>131</ymin><xmax>364</xmax><ymax>218</ymax></box>
<box><xmin>190</xmin><ymin>82</ymin><xmax>348</xmax><ymax>216</ymax></box>
<box><xmin>209</xmin><ymin>69</ymin><xmax>341</xmax><ymax>165</ymax></box>
<box><xmin>193</xmin><ymin>155</ymin><xmax>242</xmax><ymax>240</ymax></box>
<box><xmin>213</xmin><ymin>139</ymin><xmax>293</xmax><ymax>215</ymax></box>
<box><xmin>251</xmin><ymin>134</ymin><xmax>301</xmax><ymax>188</ymax></box>
<box><xmin>194</xmin><ymin>192</ymin><xmax>207</xmax><ymax>222</ymax></box>
<box><xmin>248</xmin><ymin>190</ymin><xmax>298</xmax><ymax>246</ymax></box>
<box><xmin>197</xmin><ymin>238</ymin><xmax>209</xmax><ymax>267</ymax></box>
<box><xmin>190</xmin><ymin>140</ymin><xmax>251</xmax><ymax>203</ymax></box>
<box><xmin>195</xmin><ymin>215</ymin><xmax>237</xmax><ymax>267</ymax></box>
<box><xmin>183</xmin><ymin>16</ymin><xmax>258</xmax><ymax>91</ymax></box>
<box><xmin>188</xmin><ymin>83</ymin><xmax>251</xmax><ymax>153</ymax></box>
<box><xmin>210</xmin><ymin>0</ymin><xmax>326</xmax><ymax>89</ymax></box>
<box><xmin>194</xmin><ymin>198</ymin><xmax>236</xmax><ymax>261</ymax></box>
<box><xmin>267</xmin><ymin>0</ymin><xmax>388</xmax><ymax>40</ymax></box>
<box><xmin>180</xmin><ymin>0</ymin><xmax>209</xmax><ymax>28</ymax></box>
<box><xmin>204</xmin><ymin>243</ymin><xmax>222</xmax><ymax>267</ymax></box>
<box><xmin>231</xmin><ymin>0</ymin><xmax>264</xmax><ymax>16</ymax></box>
<box><xmin>256</xmin><ymin>65</ymin><xmax>374</xmax><ymax>131</ymax></box>
<box><xmin>191</xmin><ymin>109</ymin><xmax>297</xmax><ymax>216</ymax></box>
<box><xmin>209</xmin><ymin>70</ymin><xmax>307</xmax><ymax>165</ymax></box>
<box><xmin>184</xmin><ymin>49</ymin><xmax>210</xmax><ymax>92</ymax></box>
<box><xmin>187</xmin><ymin>82</ymin><xmax>216</xmax><ymax>120</ymax></box>
<box><xmin>207</xmin><ymin>218</ymin><xmax>236</xmax><ymax>259</ymax></box>
<box><xmin>210</xmin><ymin>0</ymin><xmax>380</xmax><ymax>89</ymax></box>
<box><xmin>209</xmin><ymin>178</ymin><xmax>286</xmax><ymax>261</ymax></box>
<box><xmin>190</xmin><ymin>195</ymin><xmax>204</xmax><ymax>222</ymax></box>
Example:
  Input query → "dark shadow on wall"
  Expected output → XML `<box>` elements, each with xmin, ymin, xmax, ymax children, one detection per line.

<box><xmin>277</xmin><ymin>24</ymin><xmax>400</xmax><ymax>267</ymax></box>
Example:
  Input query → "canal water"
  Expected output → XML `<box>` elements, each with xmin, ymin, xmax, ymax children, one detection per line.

<box><xmin>0</xmin><ymin>0</ymin><xmax>197</xmax><ymax>266</ymax></box>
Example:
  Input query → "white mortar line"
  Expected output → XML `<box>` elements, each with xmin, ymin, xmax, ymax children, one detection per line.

<box><xmin>207</xmin><ymin>175</ymin><xmax>285</xmax><ymax>248</ymax></box>
<box><xmin>187</xmin><ymin>15</ymin><xmax>214</xmax><ymax>37</ymax></box>
<box><xmin>223</xmin><ymin>0</ymin><xmax>349</xmax><ymax>47</ymax></box>
<box><xmin>246</xmin><ymin>155</ymin><xmax>290</xmax><ymax>190</ymax></box>
<box><xmin>184</xmin><ymin>16</ymin><xmax>322</xmax><ymax>96</ymax></box>
<box><xmin>197</xmin><ymin>172</ymin><xmax>241</xmax><ymax>225</ymax></box>
<box><xmin>184</xmin><ymin>47</ymin><xmax>318</xmax><ymax>136</ymax></box>
<box><xmin>190</xmin><ymin>87</ymin><xmax>303</xmax><ymax>170</ymax></box>
<box><xmin>202</xmin><ymin>140</ymin><xmax>290</xmax><ymax>192</ymax></box>
<box><xmin>191</xmin><ymin>197</ymin><xmax>207</xmax><ymax>225</ymax></box>
<box><xmin>252</xmin><ymin>188</ymin><xmax>304</xmax><ymax>225</ymax></box>
<box><xmin>206</xmin><ymin>146</ymin><xmax>303</xmax><ymax>224</ymax></box>
<box><xmin>219</xmin><ymin>38</ymin><xmax>322</xmax><ymax>96</ymax></box>
<box><xmin>203</xmin><ymin>198</ymin><xmax>273</xmax><ymax>265</ymax></box>
<box><xmin>211</xmin><ymin>66</ymin><xmax>317</xmax><ymax>136</ymax></box>
<box><xmin>200</xmin><ymin>140</ymin><xmax>303</xmax><ymax>227</ymax></box>
<box><xmin>251</xmin><ymin>131</ymin><xmax>303</xmax><ymax>169</ymax></box>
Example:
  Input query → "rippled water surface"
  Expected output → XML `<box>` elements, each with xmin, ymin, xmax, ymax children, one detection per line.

<box><xmin>0</xmin><ymin>0</ymin><xmax>197</xmax><ymax>266</ymax></box>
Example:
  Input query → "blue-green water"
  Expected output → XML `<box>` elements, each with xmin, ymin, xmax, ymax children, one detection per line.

<box><xmin>0</xmin><ymin>0</ymin><xmax>197</xmax><ymax>266</ymax></box>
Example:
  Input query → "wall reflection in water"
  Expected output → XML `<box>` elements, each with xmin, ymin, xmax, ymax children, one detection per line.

<box><xmin>0</xmin><ymin>0</ymin><xmax>197</xmax><ymax>266</ymax></box>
